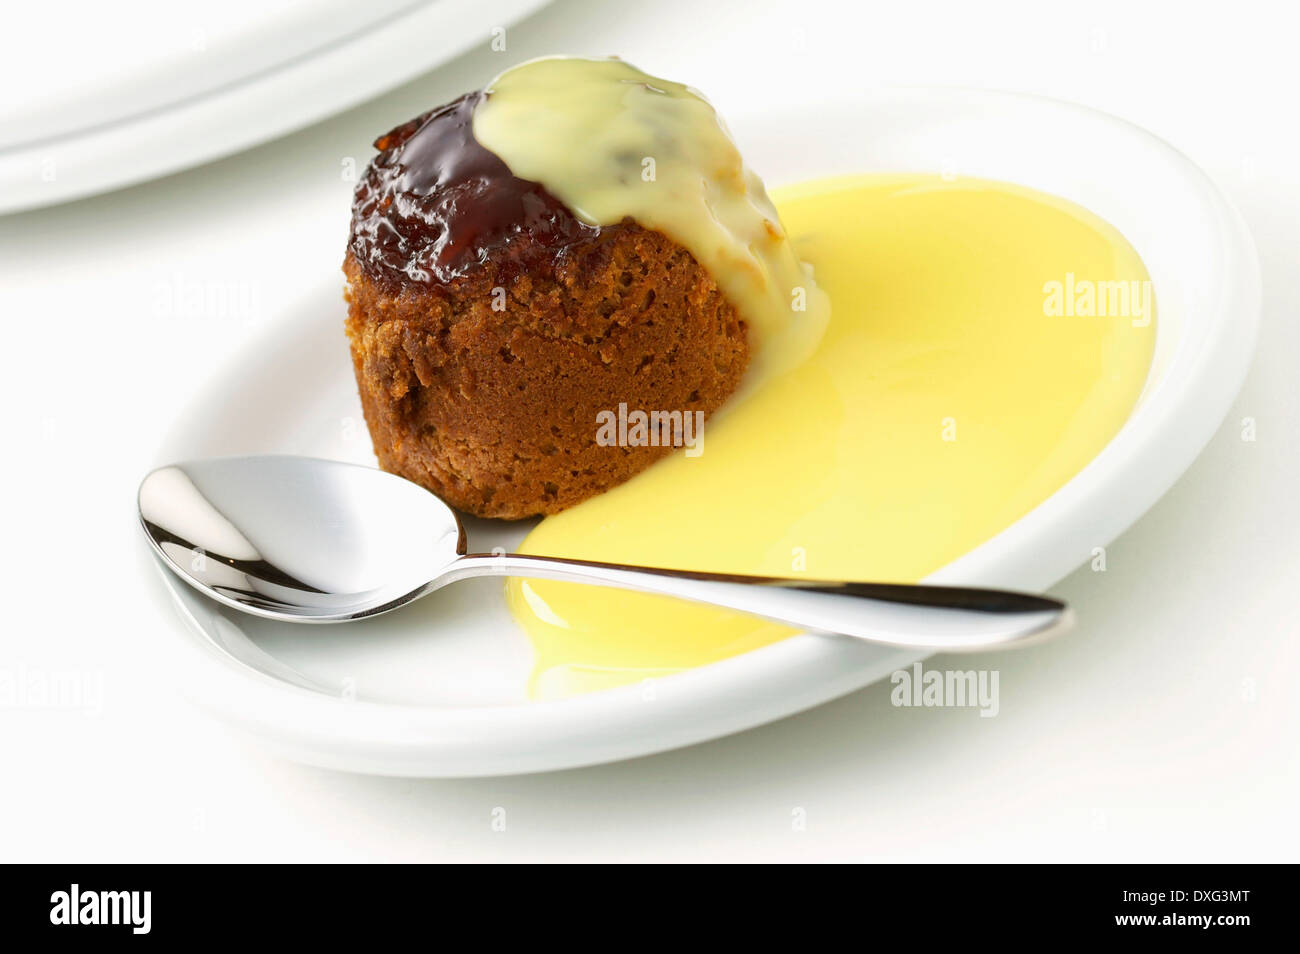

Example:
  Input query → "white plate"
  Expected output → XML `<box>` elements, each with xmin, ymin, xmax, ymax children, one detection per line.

<box><xmin>0</xmin><ymin>0</ymin><xmax>550</xmax><ymax>215</ymax></box>
<box><xmin>144</xmin><ymin>88</ymin><xmax>1259</xmax><ymax>777</ymax></box>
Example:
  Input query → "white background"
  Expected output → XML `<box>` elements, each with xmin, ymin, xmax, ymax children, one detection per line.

<box><xmin>1</xmin><ymin>0</ymin><xmax>1296</xmax><ymax>861</ymax></box>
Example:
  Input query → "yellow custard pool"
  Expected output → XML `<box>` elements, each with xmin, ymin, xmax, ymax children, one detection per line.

<box><xmin>505</xmin><ymin>174</ymin><xmax>1155</xmax><ymax>699</ymax></box>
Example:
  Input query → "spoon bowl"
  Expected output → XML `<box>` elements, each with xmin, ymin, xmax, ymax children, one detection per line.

<box><xmin>139</xmin><ymin>456</ymin><xmax>467</xmax><ymax>620</ymax></box>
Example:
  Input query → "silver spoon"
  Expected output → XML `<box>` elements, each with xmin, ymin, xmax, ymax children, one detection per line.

<box><xmin>138</xmin><ymin>455</ymin><xmax>1071</xmax><ymax>651</ymax></box>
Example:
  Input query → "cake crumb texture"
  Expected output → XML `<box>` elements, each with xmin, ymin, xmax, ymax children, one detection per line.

<box><xmin>344</xmin><ymin>222</ymin><xmax>749</xmax><ymax>518</ymax></box>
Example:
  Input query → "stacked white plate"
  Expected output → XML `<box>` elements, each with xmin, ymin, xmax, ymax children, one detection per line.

<box><xmin>0</xmin><ymin>0</ymin><xmax>550</xmax><ymax>213</ymax></box>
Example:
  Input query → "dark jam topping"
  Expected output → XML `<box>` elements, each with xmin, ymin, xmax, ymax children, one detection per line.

<box><xmin>347</xmin><ymin>91</ymin><xmax>598</xmax><ymax>289</ymax></box>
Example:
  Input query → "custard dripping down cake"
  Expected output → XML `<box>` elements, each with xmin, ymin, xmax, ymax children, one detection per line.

<box><xmin>344</xmin><ymin>57</ymin><xmax>827</xmax><ymax>518</ymax></box>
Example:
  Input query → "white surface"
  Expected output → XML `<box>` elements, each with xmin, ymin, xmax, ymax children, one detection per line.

<box><xmin>0</xmin><ymin>0</ymin><xmax>551</xmax><ymax>213</ymax></box>
<box><xmin>0</xmin><ymin>0</ymin><xmax>1295</xmax><ymax>859</ymax></box>
<box><xmin>0</xmin><ymin>1</ymin><xmax>423</xmax><ymax>146</ymax></box>
<box><xmin>147</xmin><ymin>89</ymin><xmax>1256</xmax><ymax>777</ymax></box>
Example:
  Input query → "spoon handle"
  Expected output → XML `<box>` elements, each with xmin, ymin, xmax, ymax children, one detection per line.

<box><xmin>448</xmin><ymin>553</ymin><xmax>1070</xmax><ymax>651</ymax></box>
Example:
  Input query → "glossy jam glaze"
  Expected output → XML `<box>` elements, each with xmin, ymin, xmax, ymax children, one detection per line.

<box><xmin>347</xmin><ymin>91</ymin><xmax>598</xmax><ymax>290</ymax></box>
